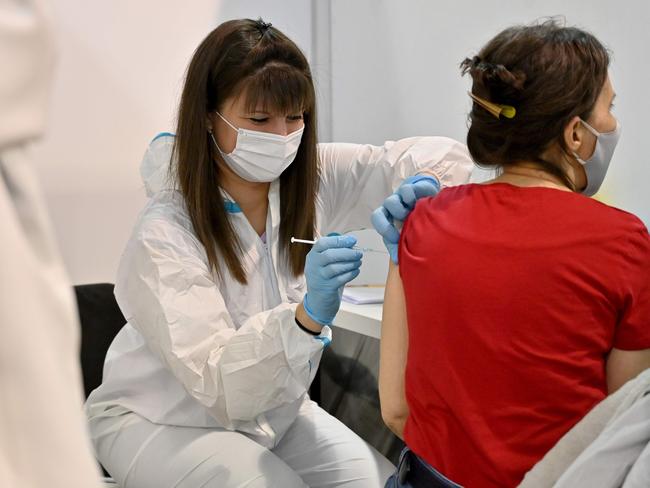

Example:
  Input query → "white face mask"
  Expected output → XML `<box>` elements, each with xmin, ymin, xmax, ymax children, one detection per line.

<box><xmin>573</xmin><ymin>118</ymin><xmax>621</xmax><ymax>197</ymax></box>
<box><xmin>210</xmin><ymin>112</ymin><xmax>304</xmax><ymax>183</ymax></box>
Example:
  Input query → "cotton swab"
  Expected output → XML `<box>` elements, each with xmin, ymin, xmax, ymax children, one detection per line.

<box><xmin>290</xmin><ymin>238</ymin><xmax>318</xmax><ymax>245</ymax></box>
<box><xmin>290</xmin><ymin>237</ymin><xmax>387</xmax><ymax>254</ymax></box>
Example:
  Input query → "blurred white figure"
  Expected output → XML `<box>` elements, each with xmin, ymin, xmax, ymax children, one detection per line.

<box><xmin>0</xmin><ymin>1</ymin><xmax>102</xmax><ymax>486</ymax></box>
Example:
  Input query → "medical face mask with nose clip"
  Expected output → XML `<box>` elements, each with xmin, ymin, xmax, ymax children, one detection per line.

<box><xmin>209</xmin><ymin>111</ymin><xmax>304</xmax><ymax>183</ymax></box>
<box><xmin>573</xmin><ymin>118</ymin><xmax>621</xmax><ymax>196</ymax></box>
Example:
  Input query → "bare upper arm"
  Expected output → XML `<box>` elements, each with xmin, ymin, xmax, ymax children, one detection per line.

<box><xmin>606</xmin><ymin>348</ymin><xmax>650</xmax><ymax>393</ymax></box>
<box><xmin>379</xmin><ymin>261</ymin><xmax>410</xmax><ymax>438</ymax></box>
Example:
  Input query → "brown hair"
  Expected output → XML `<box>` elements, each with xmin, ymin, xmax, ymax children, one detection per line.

<box><xmin>460</xmin><ymin>19</ymin><xmax>610</xmax><ymax>189</ymax></box>
<box><xmin>174</xmin><ymin>19</ymin><xmax>318</xmax><ymax>284</ymax></box>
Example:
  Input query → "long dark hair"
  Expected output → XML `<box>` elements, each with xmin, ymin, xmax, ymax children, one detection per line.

<box><xmin>460</xmin><ymin>19</ymin><xmax>610</xmax><ymax>189</ymax></box>
<box><xmin>174</xmin><ymin>19</ymin><xmax>318</xmax><ymax>284</ymax></box>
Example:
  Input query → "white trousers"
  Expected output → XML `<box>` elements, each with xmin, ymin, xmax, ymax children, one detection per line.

<box><xmin>89</xmin><ymin>399</ymin><xmax>394</xmax><ymax>488</ymax></box>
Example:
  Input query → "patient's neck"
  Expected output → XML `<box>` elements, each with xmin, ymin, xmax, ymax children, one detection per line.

<box><xmin>490</xmin><ymin>163</ymin><xmax>572</xmax><ymax>191</ymax></box>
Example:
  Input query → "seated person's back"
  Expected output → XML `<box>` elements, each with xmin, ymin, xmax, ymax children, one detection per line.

<box><xmin>399</xmin><ymin>182</ymin><xmax>650</xmax><ymax>486</ymax></box>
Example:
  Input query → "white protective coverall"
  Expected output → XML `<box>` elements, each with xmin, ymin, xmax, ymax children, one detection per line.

<box><xmin>0</xmin><ymin>1</ymin><xmax>102</xmax><ymax>487</ymax></box>
<box><xmin>86</xmin><ymin>133</ymin><xmax>473</xmax><ymax>487</ymax></box>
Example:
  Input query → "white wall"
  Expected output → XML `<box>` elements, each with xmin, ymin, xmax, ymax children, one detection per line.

<box><xmin>32</xmin><ymin>0</ymin><xmax>313</xmax><ymax>284</ymax></box>
<box><xmin>327</xmin><ymin>0</ymin><xmax>650</xmax><ymax>223</ymax></box>
<box><xmin>33</xmin><ymin>1</ymin><xmax>650</xmax><ymax>284</ymax></box>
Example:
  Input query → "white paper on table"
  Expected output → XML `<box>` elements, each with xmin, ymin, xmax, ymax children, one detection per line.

<box><xmin>342</xmin><ymin>286</ymin><xmax>385</xmax><ymax>304</ymax></box>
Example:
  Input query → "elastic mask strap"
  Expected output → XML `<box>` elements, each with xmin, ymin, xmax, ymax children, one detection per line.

<box><xmin>209</xmin><ymin>132</ymin><xmax>226</xmax><ymax>153</ymax></box>
<box><xmin>580</xmin><ymin>119</ymin><xmax>600</xmax><ymax>137</ymax></box>
<box><xmin>216</xmin><ymin>111</ymin><xmax>239</xmax><ymax>132</ymax></box>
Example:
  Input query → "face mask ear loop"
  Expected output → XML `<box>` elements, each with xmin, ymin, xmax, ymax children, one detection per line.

<box><xmin>580</xmin><ymin>119</ymin><xmax>601</xmax><ymax>137</ymax></box>
<box><xmin>209</xmin><ymin>131</ymin><xmax>228</xmax><ymax>155</ymax></box>
<box><xmin>573</xmin><ymin>119</ymin><xmax>599</xmax><ymax>165</ymax></box>
<box><xmin>215</xmin><ymin>111</ymin><xmax>239</xmax><ymax>132</ymax></box>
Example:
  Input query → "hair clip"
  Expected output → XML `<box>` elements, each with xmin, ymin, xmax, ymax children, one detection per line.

<box><xmin>469</xmin><ymin>92</ymin><xmax>516</xmax><ymax>119</ymax></box>
<box><xmin>257</xmin><ymin>20</ymin><xmax>273</xmax><ymax>32</ymax></box>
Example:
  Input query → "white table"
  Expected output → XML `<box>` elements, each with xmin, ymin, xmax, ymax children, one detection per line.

<box><xmin>333</xmin><ymin>301</ymin><xmax>383</xmax><ymax>339</ymax></box>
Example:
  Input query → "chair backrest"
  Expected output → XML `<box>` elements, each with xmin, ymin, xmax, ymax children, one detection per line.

<box><xmin>74</xmin><ymin>283</ymin><xmax>125</xmax><ymax>398</ymax></box>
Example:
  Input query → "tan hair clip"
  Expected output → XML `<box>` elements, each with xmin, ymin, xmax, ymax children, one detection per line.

<box><xmin>469</xmin><ymin>92</ymin><xmax>516</xmax><ymax>119</ymax></box>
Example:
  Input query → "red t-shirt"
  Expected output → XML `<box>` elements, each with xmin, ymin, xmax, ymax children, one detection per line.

<box><xmin>399</xmin><ymin>183</ymin><xmax>650</xmax><ymax>488</ymax></box>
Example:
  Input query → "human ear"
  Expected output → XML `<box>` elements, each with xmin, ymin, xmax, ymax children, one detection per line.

<box><xmin>206</xmin><ymin>114</ymin><xmax>215</xmax><ymax>134</ymax></box>
<box><xmin>563</xmin><ymin>116</ymin><xmax>584</xmax><ymax>153</ymax></box>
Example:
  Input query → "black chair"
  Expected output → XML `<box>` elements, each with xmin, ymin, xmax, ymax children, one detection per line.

<box><xmin>74</xmin><ymin>283</ymin><xmax>125</xmax><ymax>398</ymax></box>
<box><xmin>74</xmin><ymin>283</ymin><xmax>125</xmax><ymax>485</ymax></box>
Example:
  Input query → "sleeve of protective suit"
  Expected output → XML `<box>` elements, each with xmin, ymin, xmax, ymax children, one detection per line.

<box><xmin>316</xmin><ymin>137</ymin><xmax>473</xmax><ymax>234</ymax></box>
<box><xmin>115</xmin><ymin>215</ymin><xmax>329</xmax><ymax>425</ymax></box>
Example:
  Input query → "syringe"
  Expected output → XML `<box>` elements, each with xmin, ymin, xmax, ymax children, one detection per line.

<box><xmin>290</xmin><ymin>237</ymin><xmax>387</xmax><ymax>254</ymax></box>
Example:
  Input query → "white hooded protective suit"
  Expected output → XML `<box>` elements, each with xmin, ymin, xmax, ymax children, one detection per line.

<box><xmin>86</xmin><ymin>133</ymin><xmax>473</xmax><ymax>449</ymax></box>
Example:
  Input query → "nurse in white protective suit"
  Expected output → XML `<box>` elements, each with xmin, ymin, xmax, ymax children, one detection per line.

<box><xmin>86</xmin><ymin>18</ymin><xmax>472</xmax><ymax>488</ymax></box>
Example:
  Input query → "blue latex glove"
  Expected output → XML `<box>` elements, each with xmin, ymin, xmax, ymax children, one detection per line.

<box><xmin>303</xmin><ymin>235</ymin><xmax>363</xmax><ymax>325</ymax></box>
<box><xmin>371</xmin><ymin>175</ymin><xmax>441</xmax><ymax>264</ymax></box>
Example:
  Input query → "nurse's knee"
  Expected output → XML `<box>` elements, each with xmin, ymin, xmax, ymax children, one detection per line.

<box><xmin>172</xmin><ymin>448</ymin><xmax>307</xmax><ymax>488</ymax></box>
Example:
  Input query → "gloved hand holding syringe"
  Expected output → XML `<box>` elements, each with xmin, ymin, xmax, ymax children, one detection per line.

<box><xmin>297</xmin><ymin>234</ymin><xmax>383</xmax><ymax>326</ymax></box>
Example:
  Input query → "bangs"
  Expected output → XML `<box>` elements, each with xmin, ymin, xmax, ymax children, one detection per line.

<box><xmin>239</xmin><ymin>63</ymin><xmax>314</xmax><ymax>115</ymax></box>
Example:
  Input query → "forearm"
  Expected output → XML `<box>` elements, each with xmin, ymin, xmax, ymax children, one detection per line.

<box><xmin>126</xmin><ymin>283</ymin><xmax>327</xmax><ymax>424</ymax></box>
<box><xmin>317</xmin><ymin>137</ymin><xmax>472</xmax><ymax>233</ymax></box>
<box><xmin>201</xmin><ymin>303</ymin><xmax>329</xmax><ymax>423</ymax></box>
<box><xmin>379</xmin><ymin>262</ymin><xmax>410</xmax><ymax>438</ymax></box>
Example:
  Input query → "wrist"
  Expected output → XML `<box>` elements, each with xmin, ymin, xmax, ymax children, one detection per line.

<box><xmin>296</xmin><ymin>300</ymin><xmax>325</xmax><ymax>333</ymax></box>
